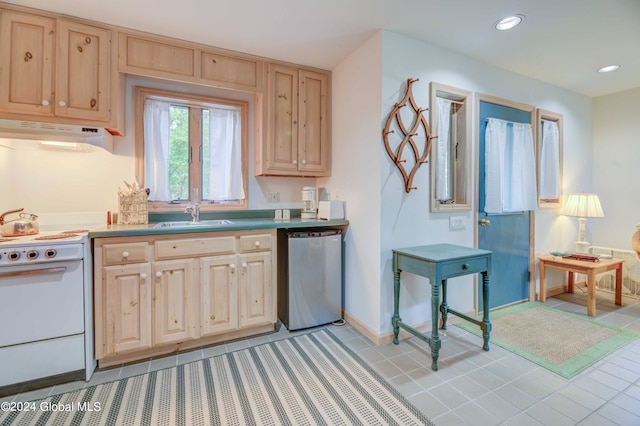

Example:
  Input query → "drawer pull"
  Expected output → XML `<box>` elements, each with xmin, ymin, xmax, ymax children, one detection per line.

<box><xmin>230</xmin><ymin>263</ymin><xmax>236</xmax><ymax>271</ymax></box>
<box><xmin>462</xmin><ymin>263</ymin><xmax>470</xmax><ymax>270</ymax></box>
<box><xmin>122</xmin><ymin>251</ymin><xmax>129</xmax><ymax>258</ymax></box>
<box><xmin>140</xmin><ymin>273</ymin><xmax>147</xmax><ymax>279</ymax></box>
<box><xmin>254</xmin><ymin>241</ymin><xmax>260</xmax><ymax>247</ymax></box>
<box><xmin>242</xmin><ymin>262</ymin><xmax>247</xmax><ymax>269</ymax></box>
<box><xmin>155</xmin><ymin>271</ymin><xmax>162</xmax><ymax>278</ymax></box>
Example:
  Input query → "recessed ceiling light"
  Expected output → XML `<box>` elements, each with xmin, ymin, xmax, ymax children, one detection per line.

<box><xmin>494</xmin><ymin>15</ymin><xmax>524</xmax><ymax>31</ymax></box>
<box><xmin>597</xmin><ymin>64</ymin><xmax>620</xmax><ymax>73</ymax></box>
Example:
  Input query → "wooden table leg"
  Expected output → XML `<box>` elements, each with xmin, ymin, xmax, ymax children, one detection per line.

<box><xmin>539</xmin><ymin>260</ymin><xmax>546</xmax><ymax>302</ymax></box>
<box><xmin>587</xmin><ymin>270</ymin><xmax>597</xmax><ymax>317</ymax></box>
<box><xmin>568</xmin><ymin>271</ymin><xmax>575</xmax><ymax>293</ymax></box>
<box><xmin>615</xmin><ymin>262</ymin><xmax>623</xmax><ymax>306</ymax></box>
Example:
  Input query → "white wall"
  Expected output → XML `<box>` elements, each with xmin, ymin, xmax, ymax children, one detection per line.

<box><xmin>319</xmin><ymin>32</ymin><xmax>383</xmax><ymax>334</ymax></box>
<box><xmin>0</xmin><ymin>75</ymin><xmax>314</xmax><ymax>216</ymax></box>
<box><xmin>591</xmin><ymin>87</ymin><xmax>640</xmax><ymax>249</ymax></box>
<box><xmin>331</xmin><ymin>30</ymin><xmax>594</xmax><ymax>337</ymax></box>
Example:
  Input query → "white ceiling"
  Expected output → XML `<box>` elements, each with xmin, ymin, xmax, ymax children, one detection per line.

<box><xmin>5</xmin><ymin>0</ymin><xmax>639</xmax><ymax>98</ymax></box>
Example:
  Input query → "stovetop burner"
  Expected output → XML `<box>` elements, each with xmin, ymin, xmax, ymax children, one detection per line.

<box><xmin>34</xmin><ymin>233</ymin><xmax>79</xmax><ymax>241</ymax></box>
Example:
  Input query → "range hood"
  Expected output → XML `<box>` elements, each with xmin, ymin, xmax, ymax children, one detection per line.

<box><xmin>0</xmin><ymin>119</ymin><xmax>113</xmax><ymax>152</ymax></box>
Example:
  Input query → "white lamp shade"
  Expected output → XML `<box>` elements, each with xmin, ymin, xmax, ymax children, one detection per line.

<box><xmin>561</xmin><ymin>193</ymin><xmax>604</xmax><ymax>218</ymax></box>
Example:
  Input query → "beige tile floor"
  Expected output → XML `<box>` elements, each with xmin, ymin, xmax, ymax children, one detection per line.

<box><xmin>2</xmin><ymin>291</ymin><xmax>640</xmax><ymax>425</ymax></box>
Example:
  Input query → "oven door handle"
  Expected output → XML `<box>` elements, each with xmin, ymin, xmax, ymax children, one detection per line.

<box><xmin>0</xmin><ymin>266</ymin><xmax>67</xmax><ymax>279</ymax></box>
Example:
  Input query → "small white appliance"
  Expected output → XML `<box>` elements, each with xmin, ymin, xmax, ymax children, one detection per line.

<box><xmin>301</xmin><ymin>186</ymin><xmax>317</xmax><ymax>219</ymax></box>
<box><xmin>318</xmin><ymin>200</ymin><xmax>345</xmax><ymax>220</ymax></box>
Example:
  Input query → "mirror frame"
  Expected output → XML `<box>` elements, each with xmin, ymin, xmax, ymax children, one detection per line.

<box><xmin>535</xmin><ymin>109</ymin><xmax>563</xmax><ymax>209</ymax></box>
<box><xmin>429</xmin><ymin>82</ymin><xmax>472</xmax><ymax>212</ymax></box>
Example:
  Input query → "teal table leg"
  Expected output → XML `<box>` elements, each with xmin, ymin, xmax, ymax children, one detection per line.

<box><xmin>430</xmin><ymin>281</ymin><xmax>442</xmax><ymax>370</ymax></box>
<box><xmin>481</xmin><ymin>271</ymin><xmax>492</xmax><ymax>351</ymax></box>
<box><xmin>392</xmin><ymin>268</ymin><xmax>401</xmax><ymax>345</ymax></box>
<box><xmin>440</xmin><ymin>278</ymin><xmax>448</xmax><ymax>330</ymax></box>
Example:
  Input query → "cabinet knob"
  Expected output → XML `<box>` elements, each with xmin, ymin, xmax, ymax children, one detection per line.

<box><xmin>42</xmin><ymin>100</ymin><xmax>49</xmax><ymax>106</ymax></box>
<box><xmin>292</xmin><ymin>160</ymin><xmax>298</xmax><ymax>165</ymax></box>
<box><xmin>242</xmin><ymin>262</ymin><xmax>247</xmax><ymax>268</ymax></box>
<box><xmin>156</xmin><ymin>271</ymin><xmax>162</xmax><ymax>278</ymax></box>
<box><xmin>230</xmin><ymin>263</ymin><xmax>236</xmax><ymax>271</ymax></box>
<box><xmin>122</xmin><ymin>251</ymin><xmax>129</xmax><ymax>258</ymax></box>
<box><xmin>301</xmin><ymin>160</ymin><xmax>306</xmax><ymax>165</ymax></box>
<box><xmin>140</xmin><ymin>273</ymin><xmax>147</xmax><ymax>279</ymax></box>
<box><xmin>254</xmin><ymin>241</ymin><xmax>260</xmax><ymax>247</ymax></box>
<box><xmin>462</xmin><ymin>263</ymin><xmax>470</xmax><ymax>271</ymax></box>
<box><xmin>59</xmin><ymin>101</ymin><xmax>66</xmax><ymax>107</ymax></box>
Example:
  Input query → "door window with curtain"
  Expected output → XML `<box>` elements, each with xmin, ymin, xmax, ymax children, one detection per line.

<box><xmin>135</xmin><ymin>87</ymin><xmax>248</xmax><ymax>211</ymax></box>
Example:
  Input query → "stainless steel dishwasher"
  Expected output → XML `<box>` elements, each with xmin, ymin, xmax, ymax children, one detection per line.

<box><xmin>277</xmin><ymin>229</ymin><xmax>343</xmax><ymax>330</ymax></box>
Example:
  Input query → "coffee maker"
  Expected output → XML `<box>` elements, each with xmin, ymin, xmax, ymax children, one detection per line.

<box><xmin>301</xmin><ymin>186</ymin><xmax>317</xmax><ymax>219</ymax></box>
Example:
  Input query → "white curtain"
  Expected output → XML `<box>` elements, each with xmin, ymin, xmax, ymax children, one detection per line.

<box><xmin>143</xmin><ymin>99</ymin><xmax>171</xmax><ymax>201</ymax></box>
<box><xmin>436</xmin><ymin>98</ymin><xmax>453</xmax><ymax>201</ymax></box>
<box><xmin>207</xmin><ymin>107</ymin><xmax>245</xmax><ymax>200</ymax></box>
<box><xmin>484</xmin><ymin>118</ymin><xmax>537</xmax><ymax>213</ymax></box>
<box><xmin>540</xmin><ymin>120</ymin><xmax>560</xmax><ymax>199</ymax></box>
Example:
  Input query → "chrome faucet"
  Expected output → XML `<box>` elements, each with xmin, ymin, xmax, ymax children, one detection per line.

<box><xmin>185</xmin><ymin>188</ymin><xmax>200</xmax><ymax>222</ymax></box>
<box><xmin>185</xmin><ymin>202</ymin><xmax>200</xmax><ymax>222</ymax></box>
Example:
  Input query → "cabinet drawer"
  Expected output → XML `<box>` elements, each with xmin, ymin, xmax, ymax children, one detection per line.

<box><xmin>441</xmin><ymin>257</ymin><xmax>489</xmax><ymax>278</ymax></box>
<box><xmin>103</xmin><ymin>242</ymin><xmax>149</xmax><ymax>265</ymax></box>
<box><xmin>155</xmin><ymin>236</ymin><xmax>235</xmax><ymax>259</ymax></box>
<box><xmin>239</xmin><ymin>234</ymin><xmax>272</xmax><ymax>252</ymax></box>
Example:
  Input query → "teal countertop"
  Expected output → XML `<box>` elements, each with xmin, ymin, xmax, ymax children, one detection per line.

<box><xmin>89</xmin><ymin>214</ymin><xmax>349</xmax><ymax>238</ymax></box>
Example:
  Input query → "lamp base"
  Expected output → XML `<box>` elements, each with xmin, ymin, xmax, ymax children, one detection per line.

<box><xmin>574</xmin><ymin>240</ymin><xmax>590</xmax><ymax>254</ymax></box>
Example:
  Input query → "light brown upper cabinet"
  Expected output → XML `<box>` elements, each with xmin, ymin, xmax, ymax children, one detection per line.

<box><xmin>255</xmin><ymin>64</ymin><xmax>330</xmax><ymax>177</ymax></box>
<box><xmin>119</xmin><ymin>33</ymin><xmax>263</xmax><ymax>93</ymax></box>
<box><xmin>536</xmin><ymin>109</ymin><xmax>563</xmax><ymax>208</ymax></box>
<box><xmin>0</xmin><ymin>10</ymin><xmax>118</xmax><ymax>128</ymax></box>
<box><xmin>429</xmin><ymin>82</ymin><xmax>472</xmax><ymax>212</ymax></box>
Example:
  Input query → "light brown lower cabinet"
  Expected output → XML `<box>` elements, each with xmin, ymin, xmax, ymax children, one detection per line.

<box><xmin>94</xmin><ymin>229</ymin><xmax>276</xmax><ymax>367</ymax></box>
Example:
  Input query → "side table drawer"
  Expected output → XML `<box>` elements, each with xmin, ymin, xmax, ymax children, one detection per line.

<box><xmin>441</xmin><ymin>257</ymin><xmax>489</xmax><ymax>278</ymax></box>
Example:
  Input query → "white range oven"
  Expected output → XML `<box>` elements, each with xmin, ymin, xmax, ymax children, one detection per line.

<box><xmin>0</xmin><ymin>229</ymin><xmax>95</xmax><ymax>396</ymax></box>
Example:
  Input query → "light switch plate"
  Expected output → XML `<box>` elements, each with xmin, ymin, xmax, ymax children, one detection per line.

<box><xmin>449</xmin><ymin>216</ymin><xmax>465</xmax><ymax>230</ymax></box>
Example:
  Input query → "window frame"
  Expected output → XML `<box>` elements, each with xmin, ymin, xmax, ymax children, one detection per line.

<box><xmin>135</xmin><ymin>86</ymin><xmax>249</xmax><ymax>211</ymax></box>
<box><xmin>429</xmin><ymin>82</ymin><xmax>472</xmax><ymax>212</ymax></box>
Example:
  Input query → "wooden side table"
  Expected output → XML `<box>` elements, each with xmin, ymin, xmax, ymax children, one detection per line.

<box><xmin>538</xmin><ymin>254</ymin><xmax>624</xmax><ymax>316</ymax></box>
<box><xmin>392</xmin><ymin>244</ymin><xmax>492</xmax><ymax>371</ymax></box>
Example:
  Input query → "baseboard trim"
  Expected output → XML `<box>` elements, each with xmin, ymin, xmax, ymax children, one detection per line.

<box><xmin>343</xmin><ymin>311</ymin><xmax>430</xmax><ymax>346</ymax></box>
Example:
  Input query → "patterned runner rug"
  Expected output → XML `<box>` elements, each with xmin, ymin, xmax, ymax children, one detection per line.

<box><xmin>1</xmin><ymin>329</ymin><xmax>434</xmax><ymax>425</ymax></box>
<box><xmin>455</xmin><ymin>302</ymin><xmax>639</xmax><ymax>378</ymax></box>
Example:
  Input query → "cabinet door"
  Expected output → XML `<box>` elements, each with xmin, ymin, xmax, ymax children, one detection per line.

<box><xmin>200</xmin><ymin>255</ymin><xmax>238</xmax><ymax>336</ymax></box>
<box><xmin>266</xmin><ymin>64</ymin><xmax>299</xmax><ymax>172</ymax></box>
<box><xmin>103</xmin><ymin>263</ymin><xmax>152</xmax><ymax>356</ymax></box>
<box><xmin>56</xmin><ymin>20</ymin><xmax>111</xmax><ymax>122</ymax></box>
<box><xmin>0</xmin><ymin>11</ymin><xmax>55</xmax><ymax>116</ymax></box>
<box><xmin>153</xmin><ymin>259</ymin><xmax>196</xmax><ymax>345</ymax></box>
<box><xmin>238</xmin><ymin>251</ymin><xmax>274</xmax><ymax>328</ymax></box>
<box><xmin>298</xmin><ymin>70</ymin><xmax>329</xmax><ymax>175</ymax></box>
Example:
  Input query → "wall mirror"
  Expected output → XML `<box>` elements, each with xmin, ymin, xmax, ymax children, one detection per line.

<box><xmin>429</xmin><ymin>82</ymin><xmax>472</xmax><ymax>212</ymax></box>
<box><xmin>535</xmin><ymin>109</ymin><xmax>563</xmax><ymax>208</ymax></box>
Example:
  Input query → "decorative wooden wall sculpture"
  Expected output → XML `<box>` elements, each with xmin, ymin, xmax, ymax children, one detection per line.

<box><xmin>382</xmin><ymin>78</ymin><xmax>434</xmax><ymax>193</ymax></box>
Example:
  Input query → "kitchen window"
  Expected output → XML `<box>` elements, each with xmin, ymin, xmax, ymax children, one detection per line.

<box><xmin>135</xmin><ymin>87</ymin><xmax>248</xmax><ymax>210</ymax></box>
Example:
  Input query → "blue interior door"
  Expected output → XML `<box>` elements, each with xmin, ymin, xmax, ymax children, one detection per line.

<box><xmin>478</xmin><ymin>101</ymin><xmax>531</xmax><ymax>310</ymax></box>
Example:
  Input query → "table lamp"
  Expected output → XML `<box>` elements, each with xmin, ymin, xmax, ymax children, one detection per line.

<box><xmin>561</xmin><ymin>193</ymin><xmax>604</xmax><ymax>253</ymax></box>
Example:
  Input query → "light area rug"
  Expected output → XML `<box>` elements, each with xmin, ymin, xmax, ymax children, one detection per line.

<box><xmin>455</xmin><ymin>302</ymin><xmax>639</xmax><ymax>378</ymax></box>
<box><xmin>0</xmin><ymin>329</ymin><xmax>434</xmax><ymax>426</ymax></box>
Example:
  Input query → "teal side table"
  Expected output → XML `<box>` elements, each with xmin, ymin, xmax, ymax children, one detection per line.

<box><xmin>392</xmin><ymin>243</ymin><xmax>492</xmax><ymax>370</ymax></box>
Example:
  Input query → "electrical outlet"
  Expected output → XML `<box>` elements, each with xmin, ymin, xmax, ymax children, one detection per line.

<box><xmin>267</xmin><ymin>191</ymin><xmax>280</xmax><ymax>203</ymax></box>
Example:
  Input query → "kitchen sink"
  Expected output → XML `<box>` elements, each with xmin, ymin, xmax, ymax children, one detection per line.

<box><xmin>153</xmin><ymin>219</ymin><xmax>234</xmax><ymax>228</ymax></box>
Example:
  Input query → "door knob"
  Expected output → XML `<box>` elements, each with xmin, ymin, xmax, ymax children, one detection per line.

<box><xmin>480</xmin><ymin>218</ymin><xmax>491</xmax><ymax>226</ymax></box>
